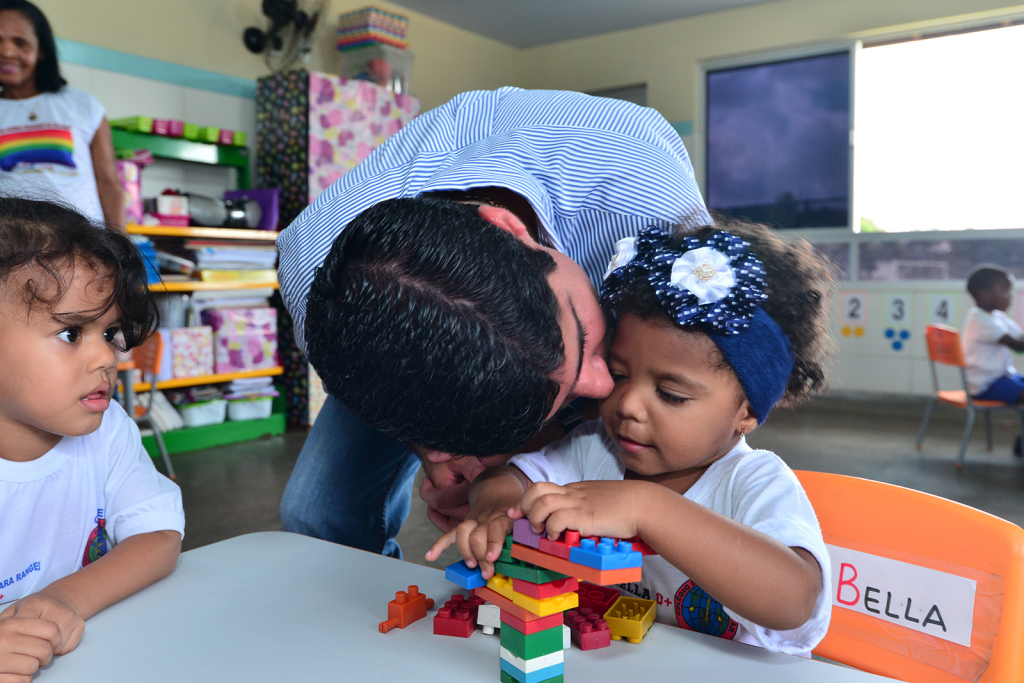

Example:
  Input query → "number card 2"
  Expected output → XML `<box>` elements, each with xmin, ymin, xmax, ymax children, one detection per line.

<box><xmin>841</xmin><ymin>291</ymin><xmax>867</xmax><ymax>325</ymax></box>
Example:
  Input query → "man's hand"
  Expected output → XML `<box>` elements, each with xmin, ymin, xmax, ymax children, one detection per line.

<box><xmin>0</xmin><ymin>593</ymin><xmax>84</xmax><ymax>656</ymax></box>
<box><xmin>0</xmin><ymin>615</ymin><xmax>62</xmax><ymax>683</ymax></box>
<box><xmin>413</xmin><ymin>447</ymin><xmax>514</xmax><ymax>532</ymax></box>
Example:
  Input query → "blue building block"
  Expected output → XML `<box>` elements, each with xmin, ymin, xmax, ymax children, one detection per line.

<box><xmin>568</xmin><ymin>537</ymin><xmax>642</xmax><ymax>570</ymax></box>
<box><xmin>445</xmin><ymin>560</ymin><xmax>486</xmax><ymax>590</ymax></box>
<box><xmin>500</xmin><ymin>658</ymin><xmax>565</xmax><ymax>683</ymax></box>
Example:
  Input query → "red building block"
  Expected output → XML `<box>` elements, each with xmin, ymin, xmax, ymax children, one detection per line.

<box><xmin>433</xmin><ymin>593</ymin><xmax>485</xmax><ymax>638</ymax></box>
<box><xmin>473</xmin><ymin>586</ymin><xmax>543</xmax><ymax>623</ymax></box>
<box><xmin>379</xmin><ymin>585</ymin><xmax>435</xmax><ymax>633</ymax></box>
<box><xmin>575</xmin><ymin>582</ymin><xmax>620</xmax><ymax>615</ymax></box>
<box><xmin>538</xmin><ymin>530</ymin><xmax>581</xmax><ymax>560</ymax></box>
<box><xmin>500</xmin><ymin>609</ymin><xmax>564</xmax><ymax>635</ymax></box>
<box><xmin>512</xmin><ymin>576</ymin><xmax>579</xmax><ymax>600</ymax></box>
<box><xmin>623</xmin><ymin>535</ymin><xmax>658</xmax><ymax>556</ymax></box>
<box><xmin>564</xmin><ymin>608</ymin><xmax>611</xmax><ymax>650</ymax></box>
<box><xmin>511</xmin><ymin>543</ymin><xmax>642</xmax><ymax>585</ymax></box>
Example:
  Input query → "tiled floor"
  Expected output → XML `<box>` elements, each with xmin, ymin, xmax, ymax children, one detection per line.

<box><xmin>175</xmin><ymin>394</ymin><xmax>1024</xmax><ymax>571</ymax></box>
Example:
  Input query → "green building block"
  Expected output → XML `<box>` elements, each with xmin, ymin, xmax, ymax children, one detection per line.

<box><xmin>501</xmin><ymin>671</ymin><xmax>563</xmax><ymax>683</ymax></box>
<box><xmin>494</xmin><ymin>536</ymin><xmax>569</xmax><ymax>583</ymax></box>
<box><xmin>500</xmin><ymin>621</ymin><xmax>563</xmax><ymax>660</ymax></box>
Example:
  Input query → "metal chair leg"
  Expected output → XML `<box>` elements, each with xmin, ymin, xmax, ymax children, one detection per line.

<box><xmin>150</xmin><ymin>422</ymin><xmax>176</xmax><ymax>480</ymax></box>
<box><xmin>916</xmin><ymin>397</ymin><xmax>936</xmax><ymax>449</ymax></box>
<box><xmin>984</xmin><ymin>411</ymin><xmax>993</xmax><ymax>452</ymax></box>
<box><xmin>957</xmin><ymin>407</ymin><xmax>976</xmax><ymax>470</ymax></box>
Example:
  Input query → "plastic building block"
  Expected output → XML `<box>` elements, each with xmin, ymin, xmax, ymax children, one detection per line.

<box><xmin>477</xmin><ymin>603</ymin><xmax>501</xmax><ymax>635</ymax></box>
<box><xmin>487</xmin><ymin>574</ymin><xmax>579</xmax><ymax>617</ymax></box>
<box><xmin>501</xmin><ymin>671</ymin><xmax>564</xmax><ymax>683</ymax></box>
<box><xmin>513</xmin><ymin>517</ymin><xmax>545</xmax><ymax>549</ymax></box>
<box><xmin>623</xmin><ymin>535</ymin><xmax>658</xmax><ymax>555</ymax></box>
<box><xmin>562</xmin><ymin>624</ymin><xmax>570</xmax><ymax>649</ymax></box>
<box><xmin>575</xmin><ymin>582</ymin><xmax>621</xmax><ymax>615</ymax></box>
<box><xmin>511</xmin><ymin>543</ymin><xmax>642</xmax><ymax>585</ymax></box>
<box><xmin>500</xmin><ymin>658</ymin><xmax>565</xmax><ymax>683</ymax></box>
<box><xmin>499</xmin><ymin>647</ymin><xmax>565</xmax><ymax>679</ymax></box>
<box><xmin>496</xmin><ymin>536</ymin><xmax>569</xmax><ymax>583</ymax></box>
<box><xmin>604</xmin><ymin>595</ymin><xmax>656</xmax><ymax>643</ymax></box>
<box><xmin>563</xmin><ymin>608</ymin><xmax>611</xmax><ymax>650</ymax></box>
<box><xmin>500</xmin><ymin>609</ymin><xmax>563</xmax><ymax>635</ymax></box>
<box><xmin>538</xmin><ymin>530</ymin><xmax>580</xmax><ymax>560</ymax></box>
<box><xmin>433</xmin><ymin>593</ymin><xmax>485</xmax><ymax>638</ymax></box>
<box><xmin>500</xmin><ymin>620</ymin><xmax>564</xmax><ymax>659</ymax></box>
<box><xmin>568</xmin><ymin>537</ymin><xmax>642</xmax><ymax>570</ymax></box>
<box><xmin>378</xmin><ymin>585</ymin><xmax>434</xmax><ymax>633</ymax></box>
<box><xmin>512</xmin><ymin>576</ymin><xmax>578</xmax><ymax>600</ymax></box>
<box><xmin>473</xmin><ymin>586</ymin><xmax>542</xmax><ymax>623</ymax></box>
<box><xmin>445</xmin><ymin>560</ymin><xmax>486</xmax><ymax>590</ymax></box>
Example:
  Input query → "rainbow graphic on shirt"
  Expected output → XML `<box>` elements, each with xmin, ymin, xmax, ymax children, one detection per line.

<box><xmin>0</xmin><ymin>127</ymin><xmax>75</xmax><ymax>171</ymax></box>
<box><xmin>82</xmin><ymin>508</ymin><xmax>109</xmax><ymax>567</ymax></box>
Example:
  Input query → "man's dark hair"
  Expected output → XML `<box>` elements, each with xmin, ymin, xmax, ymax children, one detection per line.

<box><xmin>305</xmin><ymin>196</ymin><xmax>565</xmax><ymax>455</ymax></box>
<box><xmin>966</xmin><ymin>264</ymin><xmax>1012</xmax><ymax>301</ymax></box>
<box><xmin>0</xmin><ymin>0</ymin><xmax>67</xmax><ymax>94</ymax></box>
<box><xmin>0</xmin><ymin>196</ymin><xmax>158</xmax><ymax>349</ymax></box>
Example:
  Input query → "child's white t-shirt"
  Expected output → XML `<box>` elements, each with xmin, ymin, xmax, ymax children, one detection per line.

<box><xmin>0</xmin><ymin>87</ymin><xmax>106</xmax><ymax>224</ymax></box>
<box><xmin>962</xmin><ymin>307</ymin><xmax>1022</xmax><ymax>395</ymax></box>
<box><xmin>0</xmin><ymin>401</ymin><xmax>184</xmax><ymax>607</ymax></box>
<box><xmin>509</xmin><ymin>420</ymin><xmax>832</xmax><ymax>656</ymax></box>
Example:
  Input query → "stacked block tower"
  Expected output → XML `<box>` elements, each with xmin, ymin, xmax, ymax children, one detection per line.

<box><xmin>445</xmin><ymin>518</ymin><xmax>654</xmax><ymax>683</ymax></box>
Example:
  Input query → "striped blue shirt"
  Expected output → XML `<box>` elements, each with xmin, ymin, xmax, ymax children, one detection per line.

<box><xmin>278</xmin><ymin>87</ymin><xmax>711</xmax><ymax>351</ymax></box>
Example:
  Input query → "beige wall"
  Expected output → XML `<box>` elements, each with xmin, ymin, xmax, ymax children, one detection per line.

<box><xmin>518</xmin><ymin>0</ymin><xmax>1024</xmax><ymax>122</ymax></box>
<box><xmin>39</xmin><ymin>0</ymin><xmax>522</xmax><ymax>111</ymax></box>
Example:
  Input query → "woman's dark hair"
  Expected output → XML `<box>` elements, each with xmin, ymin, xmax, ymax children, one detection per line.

<box><xmin>611</xmin><ymin>217</ymin><xmax>835</xmax><ymax>407</ymax></box>
<box><xmin>0</xmin><ymin>196</ymin><xmax>158</xmax><ymax>349</ymax></box>
<box><xmin>305</xmin><ymin>196</ymin><xmax>564</xmax><ymax>456</ymax></box>
<box><xmin>0</xmin><ymin>0</ymin><xmax>66</xmax><ymax>94</ymax></box>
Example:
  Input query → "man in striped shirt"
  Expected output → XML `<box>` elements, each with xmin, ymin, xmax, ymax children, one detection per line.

<box><xmin>277</xmin><ymin>87</ymin><xmax>711</xmax><ymax>557</ymax></box>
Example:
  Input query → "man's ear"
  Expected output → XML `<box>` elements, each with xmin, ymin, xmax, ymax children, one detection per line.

<box><xmin>477</xmin><ymin>205</ymin><xmax>535</xmax><ymax>244</ymax></box>
<box><xmin>736</xmin><ymin>400</ymin><xmax>759</xmax><ymax>437</ymax></box>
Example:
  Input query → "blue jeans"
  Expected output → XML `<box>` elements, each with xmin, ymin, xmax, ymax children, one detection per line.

<box><xmin>279</xmin><ymin>395</ymin><xmax>421</xmax><ymax>558</ymax></box>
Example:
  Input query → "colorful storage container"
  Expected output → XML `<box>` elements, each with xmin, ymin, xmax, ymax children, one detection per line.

<box><xmin>170</xmin><ymin>326</ymin><xmax>214</xmax><ymax>378</ymax></box>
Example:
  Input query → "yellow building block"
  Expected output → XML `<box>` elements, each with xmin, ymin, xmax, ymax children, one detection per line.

<box><xmin>487</xmin><ymin>574</ymin><xmax>579</xmax><ymax>617</ymax></box>
<box><xmin>604</xmin><ymin>595</ymin><xmax>656</xmax><ymax>643</ymax></box>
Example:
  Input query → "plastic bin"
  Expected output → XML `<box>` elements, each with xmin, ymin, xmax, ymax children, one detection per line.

<box><xmin>178</xmin><ymin>399</ymin><xmax>227</xmax><ymax>428</ymax></box>
<box><xmin>227</xmin><ymin>397</ymin><xmax>274</xmax><ymax>422</ymax></box>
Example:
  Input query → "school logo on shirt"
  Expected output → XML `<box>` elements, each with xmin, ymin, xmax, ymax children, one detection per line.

<box><xmin>83</xmin><ymin>508</ymin><xmax>109</xmax><ymax>566</ymax></box>
<box><xmin>675</xmin><ymin>579</ymin><xmax>738</xmax><ymax>639</ymax></box>
<box><xmin>0</xmin><ymin>126</ymin><xmax>76</xmax><ymax>171</ymax></box>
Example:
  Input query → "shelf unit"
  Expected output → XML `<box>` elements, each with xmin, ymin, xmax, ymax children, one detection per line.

<box><xmin>112</xmin><ymin>129</ymin><xmax>250</xmax><ymax>189</ymax></box>
<box><xmin>134</xmin><ymin>367</ymin><xmax>283</xmax><ymax>393</ymax></box>
<box><xmin>149</xmin><ymin>281</ymin><xmax>278</xmax><ymax>292</ymax></box>
<box><xmin>128</xmin><ymin>225</ymin><xmax>278</xmax><ymax>241</ymax></box>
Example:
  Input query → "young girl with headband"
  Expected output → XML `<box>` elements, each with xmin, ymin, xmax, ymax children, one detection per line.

<box><xmin>427</xmin><ymin>219</ymin><xmax>835</xmax><ymax>655</ymax></box>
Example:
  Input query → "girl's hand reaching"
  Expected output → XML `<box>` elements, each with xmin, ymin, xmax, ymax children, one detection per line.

<box><xmin>511</xmin><ymin>480</ymin><xmax>650</xmax><ymax>542</ymax></box>
<box><xmin>425</xmin><ymin>506</ymin><xmax>515</xmax><ymax>579</ymax></box>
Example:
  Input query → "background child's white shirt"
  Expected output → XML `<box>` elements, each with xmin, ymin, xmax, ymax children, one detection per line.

<box><xmin>509</xmin><ymin>420</ymin><xmax>832</xmax><ymax>657</ymax></box>
<box><xmin>962</xmin><ymin>307</ymin><xmax>1022</xmax><ymax>395</ymax></box>
<box><xmin>0</xmin><ymin>401</ymin><xmax>184</xmax><ymax>607</ymax></box>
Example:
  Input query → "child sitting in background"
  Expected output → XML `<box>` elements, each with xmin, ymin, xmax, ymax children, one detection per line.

<box><xmin>963</xmin><ymin>264</ymin><xmax>1024</xmax><ymax>404</ymax></box>
<box><xmin>428</xmin><ymin>219</ymin><xmax>835</xmax><ymax>656</ymax></box>
<box><xmin>0</xmin><ymin>198</ymin><xmax>184</xmax><ymax>680</ymax></box>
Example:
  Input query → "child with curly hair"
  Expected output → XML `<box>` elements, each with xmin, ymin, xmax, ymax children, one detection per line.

<box><xmin>0</xmin><ymin>198</ymin><xmax>183</xmax><ymax>681</ymax></box>
<box><xmin>428</xmin><ymin>218</ymin><xmax>835</xmax><ymax>655</ymax></box>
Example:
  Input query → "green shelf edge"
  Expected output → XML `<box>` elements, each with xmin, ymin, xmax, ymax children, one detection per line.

<box><xmin>142</xmin><ymin>413</ymin><xmax>285</xmax><ymax>457</ymax></box>
<box><xmin>112</xmin><ymin>129</ymin><xmax>250</xmax><ymax>188</ymax></box>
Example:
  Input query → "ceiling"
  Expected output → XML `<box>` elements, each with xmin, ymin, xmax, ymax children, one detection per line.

<box><xmin>387</xmin><ymin>0</ymin><xmax>785</xmax><ymax>49</ymax></box>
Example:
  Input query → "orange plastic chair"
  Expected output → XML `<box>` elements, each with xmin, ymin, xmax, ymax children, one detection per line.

<box><xmin>916</xmin><ymin>324</ymin><xmax>1024</xmax><ymax>468</ymax></box>
<box><xmin>118</xmin><ymin>333</ymin><xmax>175</xmax><ymax>479</ymax></box>
<box><xmin>797</xmin><ymin>470</ymin><xmax>1024</xmax><ymax>683</ymax></box>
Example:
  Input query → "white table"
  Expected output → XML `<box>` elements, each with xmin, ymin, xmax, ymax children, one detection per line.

<box><xmin>39</xmin><ymin>532</ymin><xmax>893</xmax><ymax>682</ymax></box>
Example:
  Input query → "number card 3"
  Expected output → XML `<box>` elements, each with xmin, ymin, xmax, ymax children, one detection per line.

<box><xmin>886</xmin><ymin>293</ymin><xmax>913</xmax><ymax>326</ymax></box>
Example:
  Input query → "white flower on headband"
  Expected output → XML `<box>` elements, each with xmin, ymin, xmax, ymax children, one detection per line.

<box><xmin>669</xmin><ymin>246</ymin><xmax>735</xmax><ymax>305</ymax></box>
<box><xmin>603</xmin><ymin>236</ymin><xmax>637</xmax><ymax>281</ymax></box>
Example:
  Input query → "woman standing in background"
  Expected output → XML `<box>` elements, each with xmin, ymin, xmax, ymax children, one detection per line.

<box><xmin>0</xmin><ymin>0</ymin><xmax>123</xmax><ymax>230</ymax></box>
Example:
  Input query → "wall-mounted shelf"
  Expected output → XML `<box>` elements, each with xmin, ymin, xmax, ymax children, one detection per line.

<box><xmin>134</xmin><ymin>366</ymin><xmax>283</xmax><ymax>393</ymax></box>
<box><xmin>112</xmin><ymin>129</ymin><xmax>250</xmax><ymax>188</ymax></box>
<box><xmin>128</xmin><ymin>225</ymin><xmax>278</xmax><ymax>241</ymax></box>
<box><xmin>148</xmin><ymin>280</ymin><xmax>278</xmax><ymax>293</ymax></box>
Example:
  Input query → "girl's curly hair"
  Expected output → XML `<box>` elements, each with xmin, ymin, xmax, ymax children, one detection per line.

<box><xmin>0</xmin><ymin>197</ymin><xmax>158</xmax><ymax>349</ymax></box>
<box><xmin>612</xmin><ymin>216</ymin><xmax>836</xmax><ymax>407</ymax></box>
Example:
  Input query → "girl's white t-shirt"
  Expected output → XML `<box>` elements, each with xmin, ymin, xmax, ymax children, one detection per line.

<box><xmin>0</xmin><ymin>86</ymin><xmax>106</xmax><ymax>223</ymax></box>
<box><xmin>0</xmin><ymin>401</ymin><xmax>185</xmax><ymax>607</ymax></box>
<box><xmin>509</xmin><ymin>420</ymin><xmax>832</xmax><ymax>657</ymax></box>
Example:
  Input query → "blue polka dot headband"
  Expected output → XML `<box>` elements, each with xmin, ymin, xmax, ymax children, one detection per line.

<box><xmin>600</xmin><ymin>227</ymin><xmax>795</xmax><ymax>423</ymax></box>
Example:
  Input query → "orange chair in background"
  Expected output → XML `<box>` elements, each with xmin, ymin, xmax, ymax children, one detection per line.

<box><xmin>916</xmin><ymin>324</ymin><xmax>1024</xmax><ymax>468</ymax></box>
<box><xmin>797</xmin><ymin>470</ymin><xmax>1024</xmax><ymax>683</ymax></box>
<box><xmin>118</xmin><ymin>333</ymin><xmax>175</xmax><ymax>479</ymax></box>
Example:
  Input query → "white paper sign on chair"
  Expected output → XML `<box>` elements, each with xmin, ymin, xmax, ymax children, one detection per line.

<box><xmin>827</xmin><ymin>545</ymin><xmax>977</xmax><ymax>647</ymax></box>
